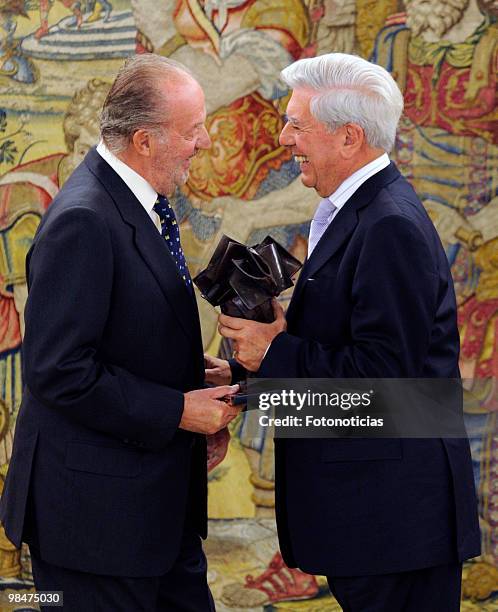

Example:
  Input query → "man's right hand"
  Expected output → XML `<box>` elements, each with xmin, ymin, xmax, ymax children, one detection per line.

<box><xmin>180</xmin><ymin>385</ymin><xmax>240</xmax><ymax>435</ymax></box>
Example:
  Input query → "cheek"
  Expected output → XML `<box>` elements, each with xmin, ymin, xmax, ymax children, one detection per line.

<box><xmin>315</xmin><ymin>142</ymin><xmax>338</xmax><ymax>169</ymax></box>
<box><xmin>299</xmin><ymin>136</ymin><xmax>318</xmax><ymax>162</ymax></box>
<box><xmin>174</xmin><ymin>144</ymin><xmax>193</xmax><ymax>165</ymax></box>
<box><xmin>153</xmin><ymin>153</ymin><xmax>172</xmax><ymax>177</ymax></box>
<box><xmin>312</xmin><ymin>159</ymin><xmax>331</xmax><ymax>184</ymax></box>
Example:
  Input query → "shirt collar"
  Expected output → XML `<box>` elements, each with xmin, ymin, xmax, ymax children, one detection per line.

<box><xmin>96</xmin><ymin>140</ymin><xmax>158</xmax><ymax>216</ymax></box>
<box><xmin>327</xmin><ymin>153</ymin><xmax>390</xmax><ymax>212</ymax></box>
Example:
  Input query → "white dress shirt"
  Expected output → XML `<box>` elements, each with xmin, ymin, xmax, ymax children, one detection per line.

<box><xmin>308</xmin><ymin>153</ymin><xmax>390</xmax><ymax>257</ymax></box>
<box><xmin>96</xmin><ymin>140</ymin><xmax>162</xmax><ymax>233</ymax></box>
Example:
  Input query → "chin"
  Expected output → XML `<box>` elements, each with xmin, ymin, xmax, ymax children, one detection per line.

<box><xmin>300</xmin><ymin>176</ymin><xmax>316</xmax><ymax>191</ymax></box>
<box><xmin>158</xmin><ymin>183</ymin><xmax>174</xmax><ymax>197</ymax></box>
<box><xmin>174</xmin><ymin>172</ymin><xmax>189</xmax><ymax>189</ymax></box>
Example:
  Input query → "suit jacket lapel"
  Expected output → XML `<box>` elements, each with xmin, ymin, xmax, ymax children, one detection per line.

<box><xmin>84</xmin><ymin>148</ymin><xmax>201</xmax><ymax>343</ymax></box>
<box><xmin>286</xmin><ymin>162</ymin><xmax>401</xmax><ymax>323</ymax></box>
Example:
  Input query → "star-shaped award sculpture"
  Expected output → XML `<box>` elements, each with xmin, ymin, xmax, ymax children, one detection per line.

<box><xmin>194</xmin><ymin>235</ymin><xmax>302</xmax><ymax>323</ymax></box>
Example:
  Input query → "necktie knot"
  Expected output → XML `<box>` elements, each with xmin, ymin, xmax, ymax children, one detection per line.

<box><xmin>153</xmin><ymin>194</ymin><xmax>172</xmax><ymax>221</ymax></box>
<box><xmin>308</xmin><ymin>198</ymin><xmax>337</xmax><ymax>256</ymax></box>
<box><xmin>313</xmin><ymin>197</ymin><xmax>336</xmax><ymax>223</ymax></box>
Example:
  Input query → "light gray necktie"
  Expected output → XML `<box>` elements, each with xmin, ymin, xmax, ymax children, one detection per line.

<box><xmin>308</xmin><ymin>198</ymin><xmax>337</xmax><ymax>256</ymax></box>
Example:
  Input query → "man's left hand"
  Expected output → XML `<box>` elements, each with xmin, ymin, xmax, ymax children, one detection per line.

<box><xmin>207</xmin><ymin>427</ymin><xmax>230</xmax><ymax>472</ymax></box>
<box><xmin>218</xmin><ymin>299</ymin><xmax>287</xmax><ymax>372</ymax></box>
<box><xmin>204</xmin><ymin>353</ymin><xmax>231</xmax><ymax>386</ymax></box>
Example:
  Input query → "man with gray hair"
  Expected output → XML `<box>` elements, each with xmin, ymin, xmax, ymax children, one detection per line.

<box><xmin>214</xmin><ymin>53</ymin><xmax>480</xmax><ymax>610</ymax></box>
<box><xmin>0</xmin><ymin>54</ymin><xmax>240</xmax><ymax>610</ymax></box>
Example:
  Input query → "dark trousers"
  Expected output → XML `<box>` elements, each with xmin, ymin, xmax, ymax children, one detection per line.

<box><xmin>30</xmin><ymin>529</ymin><xmax>215</xmax><ymax>612</ymax></box>
<box><xmin>327</xmin><ymin>563</ymin><xmax>462</xmax><ymax>612</ymax></box>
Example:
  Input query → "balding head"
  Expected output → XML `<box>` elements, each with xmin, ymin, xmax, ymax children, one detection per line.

<box><xmin>100</xmin><ymin>54</ymin><xmax>197</xmax><ymax>155</ymax></box>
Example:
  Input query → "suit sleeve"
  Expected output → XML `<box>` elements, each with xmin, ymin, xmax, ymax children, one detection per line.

<box><xmin>22</xmin><ymin>206</ymin><xmax>184</xmax><ymax>451</ymax></box>
<box><xmin>258</xmin><ymin>214</ymin><xmax>439</xmax><ymax>378</ymax></box>
<box><xmin>229</xmin><ymin>358</ymin><xmax>247</xmax><ymax>384</ymax></box>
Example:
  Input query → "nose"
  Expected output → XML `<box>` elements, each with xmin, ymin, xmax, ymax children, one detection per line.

<box><xmin>198</xmin><ymin>125</ymin><xmax>211</xmax><ymax>150</ymax></box>
<box><xmin>279</xmin><ymin>121</ymin><xmax>294</xmax><ymax>147</ymax></box>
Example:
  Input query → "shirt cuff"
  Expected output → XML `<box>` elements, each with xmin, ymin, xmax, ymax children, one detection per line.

<box><xmin>262</xmin><ymin>341</ymin><xmax>272</xmax><ymax>361</ymax></box>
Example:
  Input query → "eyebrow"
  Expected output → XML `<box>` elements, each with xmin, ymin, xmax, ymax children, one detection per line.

<box><xmin>283</xmin><ymin>114</ymin><xmax>301</xmax><ymax>126</ymax></box>
<box><xmin>188</xmin><ymin>121</ymin><xmax>205</xmax><ymax>132</ymax></box>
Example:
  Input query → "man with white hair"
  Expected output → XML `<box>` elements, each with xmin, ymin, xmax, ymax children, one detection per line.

<box><xmin>213</xmin><ymin>53</ymin><xmax>481</xmax><ymax>610</ymax></box>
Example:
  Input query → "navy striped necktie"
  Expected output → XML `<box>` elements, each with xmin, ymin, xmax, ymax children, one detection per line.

<box><xmin>153</xmin><ymin>194</ymin><xmax>193</xmax><ymax>294</ymax></box>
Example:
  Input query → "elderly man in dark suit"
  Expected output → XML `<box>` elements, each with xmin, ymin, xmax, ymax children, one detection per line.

<box><xmin>0</xmin><ymin>54</ymin><xmax>239</xmax><ymax>611</ymax></box>
<box><xmin>211</xmin><ymin>53</ymin><xmax>480</xmax><ymax>611</ymax></box>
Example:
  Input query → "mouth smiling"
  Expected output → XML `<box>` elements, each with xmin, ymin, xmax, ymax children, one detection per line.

<box><xmin>295</xmin><ymin>155</ymin><xmax>309</xmax><ymax>164</ymax></box>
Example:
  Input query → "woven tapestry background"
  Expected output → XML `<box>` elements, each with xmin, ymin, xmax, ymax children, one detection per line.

<box><xmin>0</xmin><ymin>1</ymin><xmax>496</xmax><ymax>609</ymax></box>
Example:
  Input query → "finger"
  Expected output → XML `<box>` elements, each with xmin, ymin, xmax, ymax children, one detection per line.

<box><xmin>218</xmin><ymin>325</ymin><xmax>240</xmax><ymax>339</ymax></box>
<box><xmin>219</xmin><ymin>313</ymin><xmax>246</xmax><ymax>330</ymax></box>
<box><xmin>205</xmin><ymin>368</ymin><xmax>221</xmax><ymax>375</ymax></box>
<box><xmin>272</xmin><ymin>299</ymin><xmax>285</xmax><ymax>320</ymax></box>
<box><xmin>210</xmin><ymin>384</ymin><xmax>239</xmax><ymax>399</ymax></box>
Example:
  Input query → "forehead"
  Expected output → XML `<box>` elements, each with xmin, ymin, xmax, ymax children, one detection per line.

<box><xmin>286</xmin><ymin>88</ymin><xmax>315</xmax><ymax>120</ymax></box>
<box><xmin>153</xmin><ymin>74</ymin><xmax>206</xmax><ymax>133</ymax></box>
<box><xmin>158</xmin><ymin>75</ymin><xmax>206</xmax><ymax>123</ymax></box>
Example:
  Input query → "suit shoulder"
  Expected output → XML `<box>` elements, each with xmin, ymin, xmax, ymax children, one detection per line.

<box><xmin>365</xmin><ymin>175</ymin><xmax>434</xmax><ymax>232</ymax></box>
<box><xmin>360</xmin><ymin>179</ymin><xmax>447</xmax><ymax>274</ymax></box>
<box><xmin>35</xmin><ymin>204</ymin><xmax>109</xmax><ymax>252</ymax></box>
<box><xmin>36</xmin><ymin>193</ymin><xmax>111</xmax><ymax>250</ymax></box>
<box><xmin>39</xmin><ymin>164</ymin><xmax>114</xmax><ymax>230</ymax></box>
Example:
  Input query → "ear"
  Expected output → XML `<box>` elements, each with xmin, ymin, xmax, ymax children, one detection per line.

<box><xmin>342</xmin><ymin>124</ymin><xmax>364</xmax><ymax>159</ymax></box>
<box><xmin>131</xmin><ymin>129</ymin><xmax>152</xmax><ymax>157</ymax></box>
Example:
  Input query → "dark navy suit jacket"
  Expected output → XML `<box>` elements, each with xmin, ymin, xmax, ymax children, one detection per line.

<box><xmin>254</xmin><ymin>162</ymin><xmax>480</xmax><ymax>576</ymax></box>
<box><xmin>0</xmin><ymin>148</ymin><xmax>207</xmax><ymax>577</ymax></box>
